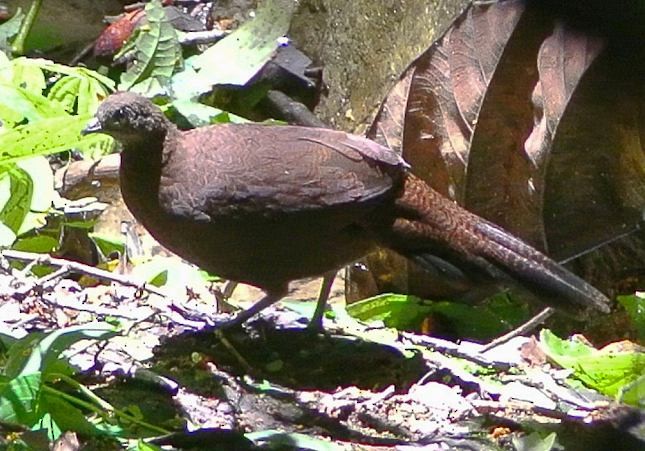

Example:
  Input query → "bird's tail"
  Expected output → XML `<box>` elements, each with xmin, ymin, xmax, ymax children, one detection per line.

<box><xmin>378</xmin><ymin>174</ymin><xmax>611</xmax><ymax>314</ymax></box>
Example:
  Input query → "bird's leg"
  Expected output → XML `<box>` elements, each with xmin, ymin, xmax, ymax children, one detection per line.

<box><xmin>307</xmin><ymin>270</ymin><xmax>338</xmax><ymax>332</ymax></box>
<box><xmin>215</xmin><ymin>287</ymin><xmax>287</xmax><ymax>329</ymax></box>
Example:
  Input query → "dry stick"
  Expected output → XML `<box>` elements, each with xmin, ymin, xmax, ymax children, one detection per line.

<box><xmin>262</xmin><ymin>90</ymin><xmax>328</xmax><ymax>128</ymax></box>
<box><xmin>178</xmin><ymin>29</ymin><xmax>229</xmax><ymax>46</ymax></box>
<box><xmin>1</xmin><ymin>249</ymin><xmax>206</xmax><ymax>329</ymax></box>
<box><xmin>214</xmin><ymin>329</ymin><xmax>254</xmax><ymax>375</ymax></box>
<box><xmin>401</xmin><ymin>331</ymin><xmax>510</xmax><ymax>370</ymax></box>
<box><xmin>480</xmin><ymin>307</ymin><xmax>555</xmax><ymax>353</ymax></box>
<box><xmin>2</xmin><ymin>249</ymin><xmax>167</xmax><ymax>297</ymax></box>
<box><xmin>470</xmin><ymin>399</ymin><xmax>599</xmax><ymax>422</ymax></box>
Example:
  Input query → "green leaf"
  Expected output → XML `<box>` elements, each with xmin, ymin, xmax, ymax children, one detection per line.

<box><xmin>4</xmin><ymin>323</ymin><xmax>118</xmax><ymax>378</ymax></box>
<box><xmin>35</xmin><ymin>411</ymin><xmax>62</xmax><ymax>440</ymax></box>
<box><xmin>0</xmin><ymin>8</ymin><xmax>24</xmax><ymax>53</ymax></box>
<box><xmin>0</xmin><ymin>157</ymin><xmax>55</xmax><ymax>245</ymax></box>
<box><xmin>41</xmin><ymin>392</ymin><xmax>100</xmax><ymax>437</ymax></box>
<box><xmin>346</xmin><ymin>292</ymin><xmax>527</xmax><ymax>339</ymax></box>
<box><xmin>119</xmin><ymin>0</ymin><xmax>182</xmax><ymax>93</ymax></box>
<box><xmin>0</xmin><ymin>114</ymin><xmax>105</xmax><ymax>164</ymax></box>
<box><xmin>172</xmin><ymin>0</ymin><xmax>296</xmax><ymax>98</ymax></box>
<box><xmin>47</xmin><ymin>70</ymin><xmax>112</xmax><ymax>115</ymax></box>
<box><xmin>0</xmin><ymin>165</ymin><xmax>31</xmax><ymax>235</ymax></box>
<box><xmin>0</xmin><ymin>373</ymin><xmax>42</xmax><ymax>426</ymax></box>
<box><xmin>346</xmin><ymin>293</ymin><xmax>434</xmax><ymax>329</ymax></box>
<box><xmin>540</xmin><ymin>329</ymin><xmax>645</xmax><ymax>404</ymax></box>
<box><xmin>247</xmin><ymin>430</ymin><xmax>344</xmax><ymax>451</ymax></box>
<box><xmin>10</xmin><ymin>62</ymin><xmax>46</xmax><ymax>95</ymax></box>
<box><xmin>47</xmin><ymin>75</ymin><xmax>81</xmax><ymax>112</ymax></box>
<box><xmin>130</xmin><ymin>440</ymin><xmax>164</xmax><ymax>451</ymax></box>
<box><xmin>618</xmin><ymin>294</ymin><xmax>645</xmax><ymax>340</ymax></box>
<box><xmin>0</xmin><ymin>84</ymin><xmax>64</xmax><ymax>122</ymax></box>
<box><xmin>512</xmin><ymin>432</ymin><xmax>557</xmax><ymax>451</ymax></box>
<box><xmin>171</xmin><ymin>99</ymin><xmax>245</xmax><ymax>127</ymax></box>
<box><xmin>131</xmin><ymin>257</ymin><xmax>210</xmax><ymax>293</ymax></box>
<box><xmin>14</xmin><ymin>57</ymin><xmax>115</xmax><ymax>89</ymax></box>
<box><xmin>88</xmin><ymin>233</ymin><xmax>125</xmax><ymax>259</ymax></box>
<box><xmin>3</xmin><ymin>82</ymin><xmax>68</xmax><ymax>116</ymax></box>
<box><xmin>618</xmin><ymin>374</ymin><xmax>645</xmax><ymax>406</ymax></box>
<box><xmin>12</xmin><ymin>235</ymin><xmax>59</xmax><ymax>253</ymax></box>
<box><xmin>15</xmin><ymin>157</ymin><xmax>54</xmax><ymax>234</ymax></box>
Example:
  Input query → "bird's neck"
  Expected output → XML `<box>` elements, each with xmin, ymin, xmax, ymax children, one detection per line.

<box><xmin>119</xmin><ymin>124</ymin><xmax>179</xmax><ymax>169</ymax></box>
<box><xmin>119</xmin><ymin>126</ymin><xmax>180</xmax><ymax>223</ymax></box>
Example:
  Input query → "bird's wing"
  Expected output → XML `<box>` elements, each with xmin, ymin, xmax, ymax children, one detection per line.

<box><xmin>160</xmin><ymin>124</ymin><xmax>408</xmax><ymax>219</ymax></box>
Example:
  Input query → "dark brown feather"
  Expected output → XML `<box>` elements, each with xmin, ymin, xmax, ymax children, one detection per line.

<box><xmin>83</xmin><ymin>92</ymin><xmax>611</xmax><ymax>319</ymax></box>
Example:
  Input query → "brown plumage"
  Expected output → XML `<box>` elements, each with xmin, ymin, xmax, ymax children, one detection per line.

<box><xmin>83</xmin><ymin>92</ymin><xmax>611</xmax><ymax>327</ymax></box>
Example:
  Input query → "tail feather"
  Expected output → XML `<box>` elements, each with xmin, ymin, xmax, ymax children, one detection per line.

<box><xmin>472</xmin><ymin>221</ymin><xmax>611</xmax><ymax>313</ymax></box>
<box><xmin>385</xmin><ymin>174</ymin><xmax>612</xmax><ymax>313</ymax></box>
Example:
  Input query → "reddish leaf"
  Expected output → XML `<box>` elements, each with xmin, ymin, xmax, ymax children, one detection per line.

<box><xmin>93</xmin><ymin>10</ymin><xmax>144</xmax><ymax>57</ymax></box>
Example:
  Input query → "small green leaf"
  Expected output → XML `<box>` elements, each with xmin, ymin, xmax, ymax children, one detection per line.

<box><xmin>131</xmin><ymin>440</ymin><xmax>164</xmax><ymax>451</ymax></box>
<box><xmin>0</xmin><ymin>373</ymin><xmax>42</xmax><ymax>426</ymax></box>
<box><xmin>347</xmin><ymin>293</ymin><xmax>434</xmax><ymax>329</ymax></box>
<box><xmin>41</xmin><ymin>392</ymin><xmax>101</xmax><ymax>437</ymax></box>
<box><xmin>186</xmin><ymin>0</ymin><xmax>296</xmax><ymax>88</ymax></box>
<box><xmin>618</xmin><ymin>294</ymin><xmax>645</xmax><ymax>340</ymax></box>
<box><xmin>47</xmin><ymin>75</ymin><xmax>82</xmax><ymax>112</ymax></box>
<box><xmin>0</xmin><ymin>164</ymin><xmax>34</xmax><ymax>236</ymax></box>
<box><xmin>88</xmin><ymin>232</ymin><xmax>125</xmax><ymax>259</ymax></box>
<box><xmin>0</xmin><ymin>8</ymin><xmax>25</xmax><ymax>53</ymax></box>
<box><xmin>247</xmin><ymin>430</ymin><xmax>344</xmax><ymax>451</ymax></box>
<box><xmin>12</xmin><ymin>235</ymin><xmax>59</xmax><ymax>253</ymax></box>
<box><xmin>119</xmin><ymin>0</ymin><xmax>182</xmax><ymax>93</ymax></box>
<box><xmin>0</xmin><ymin>114</ymin><xmax>103</xmax><ymax>164</ymax></box>
<box><xmin>131</xmin><ymin>257</ymin><xmax>210</xmax><ymax>293</ymax></box>
<box><xmin>513</xmin><ymin>432</ymin><xmax>557</xmax><ymax>451</ymax></box>
<box><xmin>10</xmin><ymin>61</ymin><xmax>46</xmax><ymax>94</ymax></box>
<box><xmin>0</xmin><ymin>157</ymin><xmax>54</xmax><ymax>245</ymax></box>
<box><xmin>618</xmin><ymin>374</ymin><xmax>645</xmax><ymax>406</ymax></box>
<box><xmin>347</xmin><ymin>292</ymin><xmax>527</xmax><ymax>338</ymax></box>
<box><xmin>34</xmin><ymin>411</ymin><xmax>62</xmax><ymax>440</ymax></box>
<box><xmin>540</xmin><ymin>329</ymin><xmax>645</xmax><ymax>404</ymax></box>
<box><xmin>171</xmin><ymin>99</ymin><xmax>246</xmax><ymax>127</ymax></box>
<box><xmin>4</xmin><ymin>323</ymin><xmax>118</xmax><ymax>378</ymax></box>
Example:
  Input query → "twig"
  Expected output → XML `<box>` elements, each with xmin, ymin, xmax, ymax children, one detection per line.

<box><xmin>400</xmin><ymin>332</ymin><xmax>510</xmax><ymax>370</ymax></box>
<box><xmin>3</xmin><ymin>249</ymin><xmax>209</xmax><ymax>329</ymax></box>
<box><xmin>2</xmin><ymin>249</ymin><xmax>167</xmax><ymax>298</ymax></box>
<box><xmin>68</xmin><ymin>41</ymin><xmax>95</xmax><ymax>66</ymax></box>
<box><xmin>214</xmin><ymin>330</ymin><xmax>254</xmax><ymax>374</ymax></box>
<box><xmin>178</xmin><ymin>29</ymin><xmax>229</xmax><ymax>46</ymax></box>
<box><xmin>480</xmin><ymin>307</ymin><xmax>554</xmax><ymax>353</ymax></box>
<box><xmin>470</xmin><ymin>398</ymin><xmax>603</xmax><ymax>422</ymax></box>
<box><xmin>262</xmin><ymin>90</ymin><xmax>328</xmax><ymax>128</ymax></box>
<box><xmin>43</xmin><ymin>293</ymin><xmax>152</xmax><ymax>321</ymax></box>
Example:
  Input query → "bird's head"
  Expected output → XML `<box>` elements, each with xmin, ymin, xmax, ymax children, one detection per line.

<box><xmin>82</xmin><ymin>92</ymin><xmax>171</xmax><ymax>144</ymax></box>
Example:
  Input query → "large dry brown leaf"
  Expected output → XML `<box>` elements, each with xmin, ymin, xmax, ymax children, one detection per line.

<box><xmin>401</xmin><ymin>0</ymin><xmax>525</xmax><ymax>203</ymax></box>
<box><xmin>354</xmin><ymin>0</ymin><xmax>644</xmax><ymax>317</ymax></box>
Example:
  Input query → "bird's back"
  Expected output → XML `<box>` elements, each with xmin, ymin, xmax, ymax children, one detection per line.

<box><xmin>126</xmin><ymin>123</ymin><xmax>407</xmax><ymax>289</ymax></box>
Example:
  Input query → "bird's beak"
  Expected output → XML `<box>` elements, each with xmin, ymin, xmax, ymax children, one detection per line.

<box><xmin>81</xmin><ymin>117</ymin><xmax>102</xmax><ymax>135</ymax></box>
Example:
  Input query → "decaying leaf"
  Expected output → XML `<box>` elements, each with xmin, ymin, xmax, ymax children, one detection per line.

<box><xmin>354</xmin><ymin>0</ymin><xmax>645</xmax><ymax>338</ymax></box>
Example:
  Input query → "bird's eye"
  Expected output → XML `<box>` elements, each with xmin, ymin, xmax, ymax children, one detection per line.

<box><xmin>112</xmin><ymin>108</ymin><xmax>125</xmax><ymax>121</ymax></box>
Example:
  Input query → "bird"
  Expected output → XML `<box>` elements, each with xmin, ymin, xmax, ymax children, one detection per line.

<box><xmin>82</xmin><ymin>92</ymin><xmax>611</xmax><ymax>329</ymax></box>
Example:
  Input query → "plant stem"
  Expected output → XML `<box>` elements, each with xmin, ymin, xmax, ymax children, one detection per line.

<box><xmin>11</xmin><ymin>0</ymin><xmax>43</xmax><ymax>56</ymax></box>
<box><xmin>42</xmin><ymin>381</ymin><xmax>170</xmax><ymax>436</ymax></box>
